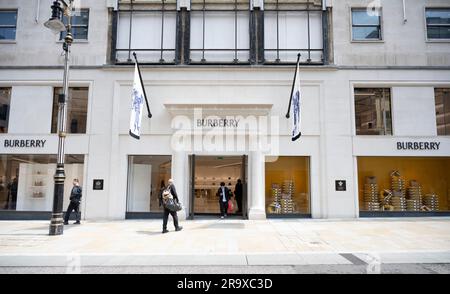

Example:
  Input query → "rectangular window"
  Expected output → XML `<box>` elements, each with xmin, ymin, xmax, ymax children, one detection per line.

<box><xmin>190</xmin><ymin>1</ymin><xmax>250</xmax><ymax>63</ymax></box>
<box><xmin>265</xmin><ymin>156</ymin><xmax>311</xmax><ymax>215</ymax></box>
<box><xmin>0</xmin><ymin>154</ymin><xmax>84</xmax><ymax>211</ymax></box>
<box><xmin>0</xmin><ymin>10</ymin><xmax>17</xmax><ymax>40</ymax></box>
<box><xmin>51</xmin><ymin>87</ymin><xmax>88</xmax><ymax>134</ymax></box>
<box><xmin>351</xmin><ymin>8</ymin><xmax>382</xmax><ymax>41</ymax></box>
<box><xmin>435</xmin><ymin>88</ymin><xmax>450</xmax><ymax>135</ymax></box>
<box><xmin>358</xmin><ymin>157</ymin><xmax>450</xmax><ymax>213</ymax></box>
<box><xmin>264</xmin><ymin>1</ymin><xmax>323</xmax><ymax>63</ymax></box>
<box><xmin>355</xmin><ymin>88</ymin><xmax>392</xmax><ymax>135</ymax></box>
<box><xmin>60</xmin><ymin>9</ymin><xmax>89</xmax><ymax>40</ymax></box>
<box><xmin>115</xmin><ymin>2</ymin><xmax>176</xmax><ymax>63</ymax></box>
<box><xmin>426</xmin><ymin>8</ymin><xmax>450</xmax><ymax>40</ymax></box>
<box><xmin>127</xmin><ymin>155</ymin><xmax>172</xmax><ymax>213</ymax></box>
<box><xmin>0</xmin><ymin>88</ymin><xmax>11</xmax><ymax>133</ymax></box>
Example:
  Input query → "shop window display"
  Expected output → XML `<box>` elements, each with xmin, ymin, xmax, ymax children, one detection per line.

<box><xmin>127</xmin><ymin>155</ymin><xmax>171</xmax><ymax>213</ymax></box>
<box><xmin>265</xmin><ymin>156</ymin><xmax>310</xmax><ymax>215</ymax></box>
<box><xmin>358</xmin><ymin>157</ymin><xmax>450</xmax><ymax>212</ymax></box>
<box><xmin>0</xmin><ymin>154</ymin><xmax>84</xmax><ymax>211</ymax></box>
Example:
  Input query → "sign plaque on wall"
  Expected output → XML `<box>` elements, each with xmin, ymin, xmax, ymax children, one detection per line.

<box><xmin>335</xmin><ymin>180</ymin><xmax>347</xmax><ymax>191</ymax></box>
<box><xmin>93</xmin><ymin>179</ymin><xmax>104</xmax><ymax>190</ymax></box>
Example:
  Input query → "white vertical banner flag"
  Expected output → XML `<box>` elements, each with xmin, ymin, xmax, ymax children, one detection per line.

<box><xmin>290</xmin><ymin>58</ymin><xmax>302</xmax><ymax>141</ymax></box>
<box><xmin>129</xmin><ymin>63</ymin><xmax>145</xmax><ymax>139</ymax></box>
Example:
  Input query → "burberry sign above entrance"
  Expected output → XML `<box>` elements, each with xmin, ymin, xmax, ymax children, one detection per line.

<box><xmin>3</xmin><ymin>139</ymin><xmax>47</xmax><ymax>148</ymax></box>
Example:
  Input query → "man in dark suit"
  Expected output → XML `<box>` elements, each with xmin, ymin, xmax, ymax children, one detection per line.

<box><xmin>234</xmin><ymin>179</ymin><xmax>243</xmax><ymax>213</ymax></box>
<box><xmin>217</xmin><ymin>182</ymin><xmax>231</xmax><ymax>218</ymax></box>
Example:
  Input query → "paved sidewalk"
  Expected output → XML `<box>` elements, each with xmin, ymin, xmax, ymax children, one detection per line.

<box><xmin>1</xmin><ymin>218</ymin><xmax>450</xmax><ymax>268</ymax></box>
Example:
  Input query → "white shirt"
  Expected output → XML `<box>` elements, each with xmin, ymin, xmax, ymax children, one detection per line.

<box><xmin>221</xmin><ymin>187</ymin><xmax>227</xmax><ymax>202</ymax></box>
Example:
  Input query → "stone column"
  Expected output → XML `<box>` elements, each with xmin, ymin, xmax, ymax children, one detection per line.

<box><xmin>172</xmin><ymin>150</ymin><xmax>187</xmax><ymax>220</ymax></box>
<box><xmin>248</xmin><ymin>150</ymin><xmax>266</xmax><ymax>219</ymax></box>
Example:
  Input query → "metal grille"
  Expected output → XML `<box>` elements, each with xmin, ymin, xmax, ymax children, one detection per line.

<box><xmin>115</xmin><ymin>0</ymin><xmax>177</xmax><ymax>64</ymax></box>
<box><xmin>264</xmin><ymin>0</ymin><xmax>324</xmax><ymax>64</ymax></box>
<box><xmin>190</xmin><ymin>0</ymin><xmax>251</xmax><ymax>64</ymax></box>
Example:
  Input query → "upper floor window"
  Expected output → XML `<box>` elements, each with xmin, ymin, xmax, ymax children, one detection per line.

<box><xmin>51</xmin><ymin>87</ymin><xmax>88</xmax><ymax>134</ymax></box>
<box><xmin>115</xmin><ymin>1</ymin><xmax>176</xmax><ymax>63</ymax></box>
<box><xmin>0</xmin><ymin>88</ymin><xmax>11</xmax><ymax>133</ymax></box>
<box><xmin>426</xmin><ymin>8</ymin><xmax>450</xmax><ymax>40</ymax></box>
<box><xmin>0</xmin><ymin>10</ymin><xmax>17</xmax><ymax>40</ymax></box>
<box><xmin>351</xmin><ymin>8</ymin><xmax>382</xmax><ymax>41</ymax></box>
<box><xmin>264</xmin><ymin>0</ymin><xmax>323</xmax><ymax>63</ymax></box>
<box><xmin>190</xmin><ymin>1</ymin><xmax>250</xmax><ymax>64</ymax></box>
<box><xmin>60</xmin><ymin>9</ymin><xmax>89</xmax><ymax>40</ymax></box>
<box><xmin>355</xmin><ymin>88</ymin><xmax>392</xmax><ymax>135</ymax></box>
<box><xmin>435</xmin><ymin>88</ymin><xmax>450</xmax><ymax>135</ymax></box>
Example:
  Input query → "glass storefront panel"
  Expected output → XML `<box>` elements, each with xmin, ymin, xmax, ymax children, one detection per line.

<box><xmin>0</xmin><ymin>154</ymin><xmax>84</xmax><ymax>211</ymax></box>
<box><xmin>193</xmin><ymin>156</ymin><xmax>244</xmax><ymax>215</ymax></box>
<box><xmin>265</xmin><ymin>156</ymin><xmax>310</xmax><ymax>215</ymax></box>
<box><xmin>127</xmin><ymin>155</ymin><xmax>171</xmax><ymax>213</ymax></box>
<box><xmin>358</xmin><ymin>157</ymin><xmax>450</xmax><ymax>212</ymax></box>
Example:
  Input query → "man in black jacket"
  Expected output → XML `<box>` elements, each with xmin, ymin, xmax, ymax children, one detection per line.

<box><xmin>217</xmin><ymin>182</ymin><xmax>231</xmax><ymax>218</ymax></box>
<box><xmin>234</xmin><ymin>179</ymin><xmax>243</xmax><ymax>213</ymax></box>
<box><xmin>159</xmin><ymin>179</ymin><xmax>183</xmax><ymax>234</ymax></box>
<box><xmin>64</xmin><ymin>179</ymin><xmax>82</xmax><ymax>225</ymax></box>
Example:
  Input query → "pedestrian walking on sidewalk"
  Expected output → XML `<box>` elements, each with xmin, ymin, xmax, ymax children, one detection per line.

<box><xmin>64</xmin><ymin>179</ymin><xmax>82</xmax><ymax>225</ymax></box>
<box><xmin>217</xmin><ymin>182</ymin><xmax>231</xmax><ymax>219</ymax></box>
<box><xmin>159</xmin><ymin>179</ymin><xmax>183</xmax><ymax>234</ymax></box>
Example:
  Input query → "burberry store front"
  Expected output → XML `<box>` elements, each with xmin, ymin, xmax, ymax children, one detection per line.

<box><xmin>0</xmin><ymin>86</ymin><xmax>89</xmax><ymax>220</ymax></box>
<box><xmin>114</xmin><ymin>78</ymin><xmax>322</xmax><ymax>220</ymax></box>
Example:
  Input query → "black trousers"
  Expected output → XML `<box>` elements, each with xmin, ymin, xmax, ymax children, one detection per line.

<box><xmin>64</xmin><ymin>201</ymin><xmax>81</xmax><ymax>223</ymax></box>
<box><xmin>219</xmin><ymin>201</ymin><xmax>228</xmax><ymax>216</ymax></box>
<box><xmin>235</xmin><ymin>195</ymin><xmax>242</xmax><ymax>212</ymax></box>
<box><xmin>163</xmin><ymin>208</ymin><xmax>179</xmax><ymax>230</ymax></box>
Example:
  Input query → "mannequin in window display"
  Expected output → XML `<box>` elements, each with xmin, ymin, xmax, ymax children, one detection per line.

<box><xmin>217</xmin><ymin>182</ymin><xmax>231</xmax><ymax>219</ymax></box>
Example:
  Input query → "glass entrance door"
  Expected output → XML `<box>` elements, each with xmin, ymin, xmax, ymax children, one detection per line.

<box><xmin>189</xmin><ymin>155</ymin><xmax>247</xmax><ymax>218</ymax></box>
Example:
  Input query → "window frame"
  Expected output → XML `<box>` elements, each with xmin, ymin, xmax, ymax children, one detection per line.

<box><xmin>435</xmin><ymin>88</ymin><xmax>450</xmax><ymax>136</ymax></box>
<box><xmin>0</xmin><ymin>9</ymin><xmax>18</xmax><ymax>42</ymax></box>
<box><xmin>350</xmin><ymin>7</ymin><xmax>383</xmax><ymax>42</ymax></box>
<box><xmin>0</xmin><ymin>87</ymin><xmax>11</xmax><ymax>134</ymax></box>
<box><xmin>114</xmin><ymin>1</ymin><xmax>177</xmax><ymax>64</ymax></box>
<box><xmin>189</xmin><ymin>0</ymin><xmax>251</xmax><ymax>65</ymax></box>
<box><xmin>59</xmin><ymin>8</ymin><xmax>90</xmax><ymax>41</ymax></box>
<box><xmin>263</xmin><ymin>0</ymin><xmax>324</xmax><ymax>65</ymax></box>
<box><xmin>425</xmin><ymin>7</ymin><xmax>450</xmax><ymax>42</ymax></box>
<box><xmin>354</xmin><ymin>87</ymin><xmax>393</xmax><ymax>136</ymax></box>
<box><xmin>51</xmin><ymin>87</ymin><xmax>89</xmax><ymax>135</ymax></box>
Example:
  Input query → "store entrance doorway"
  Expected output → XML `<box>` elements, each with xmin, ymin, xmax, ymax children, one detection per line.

<box><xmin>189</xmin><ymin>155</ymin><xmax>248</xmax><ymax>219</ymax></box>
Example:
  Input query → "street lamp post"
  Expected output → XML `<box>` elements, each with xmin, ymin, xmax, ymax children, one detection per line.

<box><xmin>44</xmin><ymin>0</ymin><xmax>74</xmax><ymax>236</ymax></box>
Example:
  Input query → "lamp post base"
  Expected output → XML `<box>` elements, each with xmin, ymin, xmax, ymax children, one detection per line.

<box><xmin>49</xmin><ymin>212</ymin><xmax>64</xmax><ymax>235</ymax></box>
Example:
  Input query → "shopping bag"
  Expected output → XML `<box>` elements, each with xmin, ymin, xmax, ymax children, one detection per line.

<box><xmin>227</xmin><ymin>200</ymin><xmax>234</xmax><ymax>214</ymax></box>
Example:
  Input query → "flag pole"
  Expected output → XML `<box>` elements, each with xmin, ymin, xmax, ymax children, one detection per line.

<box><xmin>133</xmin><ymin>52</ymin><xmax>152</xmax><ymax>118</ymax></box>
<box><xmin>285</xmin><ymin>53</ymin><xmax>301</xmax><ymax>119</ymax></box>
